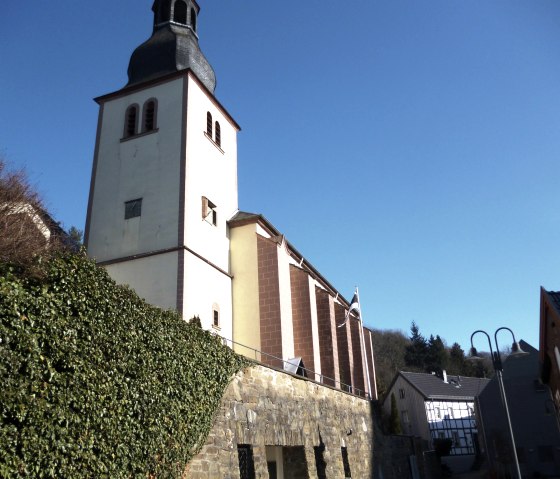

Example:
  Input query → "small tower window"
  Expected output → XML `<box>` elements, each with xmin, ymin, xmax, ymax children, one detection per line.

<box><xmin>159</xmin><ymin>0</ymin><xmax>171</xmax><ymax>22</ymax></box>
<box><xmin>191</xmin><ymin>8</ymin><xmax>196</xmax><ymax>32</ymax></box>
<box><xmin>190</xmin><ymin>8</ymin><xmax>197</xmax><ymax>31</ymax></box>
<box><xmin>124</xmin><ymin>198</ymin><xmax>142</xmax><ymax>219</ymax></box>
<box><xmin>142</xmin><ymin>98</ymin><xmax>158</xmax><ymax>132</ymax></box>
<box><xmin>215</xmin><ymin>121</ymin><xmax>221</xmax><ymax>147</ymax></box>
<box><xmin>206</xmin><ymin>112</ymin><xmax>213</xmax><ymax>137</ymax></box>
<box><xmin>212</xmin><ymin>304</ymin><xmax>220</xmax><ymax>329</ymax></box>
<box><xmin>124</xmin><ymin>104</ymin><xmax>139</xmax><ymax>138</ymax></box>
<box><xmin>202</xmin><ymin>196</ymin><xmax>217</xmax><ymax>226</ymax></box>
<box><xmin>174</xmin><ymin>0</ymin><xmax>187</xmax><ymax>25</ymax></box>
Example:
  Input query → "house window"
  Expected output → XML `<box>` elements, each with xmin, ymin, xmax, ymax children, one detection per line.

<box><xmin>341</xmin><ymin>447</ymin><xmax>352</xmax><ymax>478</ymax></box>
<box><xmin>215</xmin><ymin>121</ymin><xmax>221</xmax><ymax>147</ymax></box>
<box><xmin>237</xmin><ymin>445</ymin><xmax>256</xmax><ymax>479</ymax></box>
<box><xmin>399</xmin><ymin>388</ymin><xmax>405</xmax><ymax>399</ymax></box>
<box><xmin>124</xmin><ymin>198</ymin><xmax>142</xmax><ymax>219</ymax></box>
<box><xmin>124</xmin><ymin>104</ymin><xmax>139</xmax><ymax>138</ymax></box>
<box><xmin>173</xmin><ymin>0</ymin><xmax>187</xmax><ymax>24</ymax></box>
<box><xmin>434</xmin><ymin>407</ymin><xmax>441</xmax><ymax>419</ymax></box>
<box><xmin>451</xmin><ymin>431</ymin><xmax>459</xmax><ymax>447</ymax></box>
<box><xmin>206</xmin><ymin>112</ymin><xmax>213</xmax><ymax>137</ymax></box>
<box><xmin>401</xmin><ymin>410</ymin><xmax>410</xmax><ymax>423</ymax></box>
<box><xmin>202</xmin><ymin>196</ymin><xmax>217</xmax><ymax>226</ymax></box>
<box><xmin>190</xmin><ymin>7</ymin><xmax>197</xmax><ymax>31</ymax></box>
<box><xmin>142</xmin><ymin>98</ymin><xmax>157</xmax><ymax>132</ymax></box>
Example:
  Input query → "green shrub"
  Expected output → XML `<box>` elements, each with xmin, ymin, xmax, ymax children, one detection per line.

<box><xmin>0</xmin><ymin>253</ymin><xmax>249</xmax><ymax>478</ymax></box>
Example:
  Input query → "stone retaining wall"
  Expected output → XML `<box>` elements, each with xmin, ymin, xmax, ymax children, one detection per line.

<box><xmin>186</xmin><ymin>365</ymin><xmax>374</xmax><ymax>478</ymax></box>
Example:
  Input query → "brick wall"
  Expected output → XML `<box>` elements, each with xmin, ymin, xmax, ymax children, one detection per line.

<box><xmin>257</xmin><ymin>235</ymin><xmax>283</xmax><ymax>368</ymax></box>
<box><xmin>290</xmin><ymin>265</ymin><xmax>315</xmax><ymax>373</ymax></box>
<box><xmin>315</xmin><ymin>288</ymin><xmax>340</xmax><ymax>388</ymax></box>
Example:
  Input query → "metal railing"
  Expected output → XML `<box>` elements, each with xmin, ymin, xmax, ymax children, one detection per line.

<box><xmin>218</xmin><ymin>334</ymin><xmax>372</xmax><ymax>400</ymax></box>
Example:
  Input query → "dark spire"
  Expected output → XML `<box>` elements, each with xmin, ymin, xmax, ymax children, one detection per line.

<box><xmin>126</xmin><ymin>0</ymin><xmax>216</xmax><ymax>92</ymax></box>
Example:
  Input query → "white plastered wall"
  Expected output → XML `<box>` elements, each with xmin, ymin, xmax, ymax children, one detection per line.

<box><xmin>88</xmin><ymin>78</ymin><xmax>184</xmax><ymax>262</ymax></box>
<box><xmin>106</xmin><ymin>253</ymin><xmax>178</xmax><ymax>311</ymax></box>
<box><xmin>307</xmin><ymin>275</ymin><xmax>322</xmax><ymax>380</ymax></box>
<box><xmin>183</xmin><ymin>74</ymin><xmax>238</xmax><ymax>272</ymax></box>
<box><xmin>276</xmin><ymin>240</ymin><xmax>295</xmax><ymax>361</ymax></box>
<box><xmin>182</xmin><ymin>252</ymin><xmax>233</xmax><ymax>342</ymax></box>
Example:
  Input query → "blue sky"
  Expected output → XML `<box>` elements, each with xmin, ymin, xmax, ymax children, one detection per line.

<box><xmin>2</xmin><ymin>1</ymin><xmax>560</xmax><ymax>352</ymax></box>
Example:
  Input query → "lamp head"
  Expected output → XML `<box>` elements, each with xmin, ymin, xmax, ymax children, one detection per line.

<box><xmin>468</xmin><ymin>346</ymin><xmax>483</xmax><ymax>360</ymax></box>
<box><xmin>510</xmin><ymin>341</ymin><xmax>529</xmax><ymax>357</ymax></box>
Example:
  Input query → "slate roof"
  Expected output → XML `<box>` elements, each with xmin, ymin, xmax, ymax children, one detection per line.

<box><xmin>400</xmin><ymin>371</ymin><xmax>490</xmax><ymax>400</ymax></box>
<box><xmin>127</xmin><ymin>2</ymin><xmax>216</xmax><ymax>92</ymax></box>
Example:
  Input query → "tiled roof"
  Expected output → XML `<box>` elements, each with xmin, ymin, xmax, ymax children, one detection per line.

<box><xmin>401</xmin><ymin>371</ymin><xmax>490</xmax><ymax>399</ymax></box>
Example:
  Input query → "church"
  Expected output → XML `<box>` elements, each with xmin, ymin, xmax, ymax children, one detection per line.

<box><xmin>84</xmin><ymin>2</ymin><xmax>383</xmax><ymax>476</ymax></box>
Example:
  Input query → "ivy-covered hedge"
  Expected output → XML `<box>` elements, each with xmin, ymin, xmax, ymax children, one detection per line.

<box><xmin>0</xmin><ymin>253</ymin><xmax>249</xmax><ymax>478</ymax></box>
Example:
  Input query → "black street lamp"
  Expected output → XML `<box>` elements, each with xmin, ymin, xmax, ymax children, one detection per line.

<box><xmin>469</xmin><ymin>327</ymin><xmax>528</xmax><ymax>479</ymax></box>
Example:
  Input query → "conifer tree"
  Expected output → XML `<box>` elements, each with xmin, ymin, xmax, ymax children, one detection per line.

<box><xmin>425</xmin><ymin>334</ymin><xmax>449</xmax><ymax>373</ymax></box>
<box><xmin>404</xmin><ymin>321</ymin><xmax>428</xmax><ymax>371</ymax></box>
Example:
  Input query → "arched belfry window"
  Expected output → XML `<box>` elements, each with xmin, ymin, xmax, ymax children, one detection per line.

<box><xmin>143</xmin><ymin>98</ymin><xmax>158</xmax><ymax>132</ymax></box>
<box><xmin>206</xmin><ymin>112</ymin><xmax>213</xmax><ymax>137</ymax></box>
<box><xmin>124</xmin><ymin>104</ymin><xmax>139</xmax><ymax>138</ymax></box>
<box><xmin>190</xmin><ymin>8</ymin><xmax>197</xmax><ymax>31</ymax></box>
<box><xmin>159</xmin><ymin>0</ymin><xmax>171</xmax><ymax>23</ymax></box>
<box><xmin>174</xmin><ymin>0</ymin><xmax>187</xmax><ymax>25</ymax></box>
<box><xmin>215</xmin><ymin>121</ymin><xmax>221</xmax><ymax>147</ymax></box>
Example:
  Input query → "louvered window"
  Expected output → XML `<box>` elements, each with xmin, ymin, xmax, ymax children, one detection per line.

<box><xmin>143</xmin><ymin>99</ymin><xmax>157</xmax><ymax>132</ymax></box>
<box><xmin>215</xmin><ymin>121</ymin><xmax>221</xmax><ymax>147</ymax></box>
<box><xmin>206</xmin><ymin>112</ymin><xmax>213</xmax><ymax>137</ymax></box>
<box><xmin>124</xmin><ymin>104</ymin><xmax>139</xmax><ymax>138</ymax></box>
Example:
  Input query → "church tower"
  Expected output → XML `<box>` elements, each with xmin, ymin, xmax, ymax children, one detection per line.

<box><xmin>85</xmin><ymin>0</ymin><xmax>239</xmax><ymax>339</ymax></box>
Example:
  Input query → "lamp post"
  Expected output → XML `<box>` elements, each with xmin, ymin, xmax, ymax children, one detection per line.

<box><xmin>469</xmin><ymin>327</ymin><xmax>528</xmax><ymax>479</ymax></box>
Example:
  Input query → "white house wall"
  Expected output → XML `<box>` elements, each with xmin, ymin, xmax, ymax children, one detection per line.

<box><xmin>384</xmin><ymin>375</ymin><xmax>431</xmax><ymax>441</ymax></box>
<box><xmin>424</xmin><ymin>399</ymin><xmax>477</xmax><ymax>455</ymax></box>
